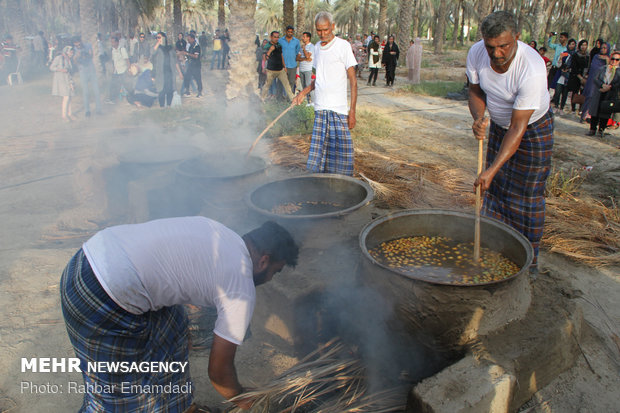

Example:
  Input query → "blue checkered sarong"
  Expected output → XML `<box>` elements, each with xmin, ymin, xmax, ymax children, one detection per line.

<box><xmin>483</xmin><ymin>110</ymin><xmax>554</xmax><ymax>266</ymax></box>
<box><xmin>60</xmin><ymin>249</ymin><xmax>192</xmax><ymax>412</ymax></box>
<box><xmin>307</xmin><ymin>110</ymin><xmax>354</xmax><ymax>175</ymax></box>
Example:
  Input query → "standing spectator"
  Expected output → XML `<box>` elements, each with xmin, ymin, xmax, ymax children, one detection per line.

<box><xmin>199</xmin><ymin>31</ymin><xmax>208</xmax><ymax>61</ymax></box>
<box><xmin>96</xmin><ymin>33</ymin><xmax>108</xmax><ymax>75</ymax></box>
<box><xmin>221</xmin><ymin>29</ymin><xmax>231</xmax><ymax>69</ymax></box>
<box><xmin>211</xmin><ymin>29</ymin><xmax>222</xmax><ymax>70</ymax></box>
<box><xmin>550</xmin><ymin>38</ymin><xmax>576</xmax><ymax>112</ymax></box>
<box><xmin>175</xmin><ymin>33</ymin><xmax>186</xmax><ymax>52</ymax></box>
<box><xmin>261</xmin><ymin>31</ymin><xmax>294</xmax><ymax>102</ymax></box>
<box><xmin>367</xmin><ymin>35</ymin><xmax>381</xmax><ymax>86</ymax></box>
<box><xmin>128</xmin><ymin>33</ymin><xmax>138</xmax><ymax>63</ymax></box>
<box><xmin>73</xmin><ymin>35</ymin><xmax>102</xmax><ymax>117</ymax></box>
<box><xmin>181</xmin><ymin>33</ymin><xmax>202</xmax><ymax>98</ymax></box>
<box><xmin>382</xmin><ymin>35</ymin><xmax>400</xmax><ymax>87</ymax></box>
<box><xmin>539</xmin><ymin>47</ymin><xmax>551</xmax><ymax>73</ymax></box>
<box><xmin>50</xmin><ymin>46</ymin><xmax>75</xmax><ymax>121</ymax></box>
<box><xmin>352</xmin><ymin>34</ymin><xmax>365</xmax><ymax>78</ymax></box>
<box><xmin>467</xmin><ymin>11</ymin><xmax>552</xmax><ymax>272</ymax></box>
<box><xmin>107</xmin><ymin>36</ymin><xmax>129</xmax><ymax>104</ymax></box>
<box><xmin>581</xmin><ymin>42</ymin><xmax>611</xmax><ymax>122</ymax></box>
<box><xmin>567</xmin><ymin>39</ymin><xmax>589</xmax><ymax>114</ymax></box>
<box><xmin>33</xmin><ymin>31</ymin><xmax>47</xmax><ymax>70</ymax></box>
<box><xmin>293</xmin><ymin>11</ymin><xmax>358</xmax><ymax>176</ymax></box>
<box><xmin>279</xmin><ymin>25</ymin><xmax>301</xmax><ymax>93</ymax></box>
<box><xmin>152</xmin><ymin>32</ymin><xmax>182</xmax><ymax>108</ymax></box>
<box><xmin>1</xmin><ymin>34</ymin><xmax>19</xmax><ymax>85</ymax></box>
<box><xmin>590</xmin><ymin>38</ymin><xmax>604</xmax><ymax>62</ymax></box>
<box><xmin>136</xmin><ymin>32</ymin><xmax>151</xmax><ymax>62</ymax></box>
<box><xmin>547</xmin><ymin>31</ymin><xmax>569</xmax><ymax>88</ymax></box>
<box><xmin>297</xmin><ymin>32</ymin><xmax>315</xmax><ymax>102</ymax></box>
<box><xmin>256</xmin><ymin>38</ymin><xmax>268</xmax><ymax>90</ymax></box>
<box><xmin>586</xmin><ymin>50</ymin><xmax>620</xmax><ymax>137</ymax></box>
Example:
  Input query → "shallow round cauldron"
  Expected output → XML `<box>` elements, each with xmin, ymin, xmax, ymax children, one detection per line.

<box><xmin>359</xmin><ymin>209</ymin><xmax>533</xmax><ymax>354</ymax></box>
<box><xmin>247</xmin><ymin>174</ymin><xmax>374</xmax><ymax>220</ymax></box>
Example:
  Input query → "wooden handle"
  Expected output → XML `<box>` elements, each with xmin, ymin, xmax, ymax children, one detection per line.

<box><xmin>473</xmin><ymin>138</ymin><xmax>484</xmax><ymax>262</ymax></box>
<box><xmin>246</xmin><ymin>104</ymin><xmax>294</xmax><ymax>158</ymax></box>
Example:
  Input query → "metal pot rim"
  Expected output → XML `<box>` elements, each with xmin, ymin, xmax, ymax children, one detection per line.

<box><xmin>175</xmin><ymin>153</ymin><xmax>269</xmax><ymax>180</ymax></box>
<box><xmin>246</xmin><ymin>173</ymin><xmax>374</xmax><ymax>220</ymax></box>
<box><xmin>358</xmin><ymin>209</ymin><xmax>534</xmax><ymax>287</ymax></box>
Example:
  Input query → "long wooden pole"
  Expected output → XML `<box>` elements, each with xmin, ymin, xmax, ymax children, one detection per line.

<box><xmin>474</xmin><ymin>138</ymin><xmax>484</xmax><ymax>262</ymax></box>
<box><xmin>246</xmin><ymin>104</ymin><xmax>294</xmax><ymax>158</ymax></box>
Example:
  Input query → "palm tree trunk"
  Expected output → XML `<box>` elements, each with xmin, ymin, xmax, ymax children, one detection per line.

<box><xmin>352</xmin><ymin>2</ymin><xmax>359</xmax><ymax>36</ymax></box>
<box><xmin>451</xmin><ymin>0</ymin><xmax>461</xmax><ymax>48</ymax></box>
<box><xmin>531</xmin><ymin>0</ymin><xmax>546</xmax><ymax>45</ymax></box>
<box><xmin>460</xmin><ymin>2</ymin><xmax>466</xmax><ymax>45</ymax></box>
<box><xmin>476</xmin><ymin>0</ymin><xmax>493</xmax><ymax>40</ymax></box>
<box><xmin>396</xmin><ymin>0</ymin><xmax>414</xmax><ymax>58</ymax></box>
<box><xmin>283</xmin><ymin>0</ymin><xmax>294</xmax><ymax>29</ymax></box>
<box><xmin>79</xmin><ymin>0</ymin><xmax>101</xmax><ymax>71</ymax></box>
<box><xmin>378</xmin><ymin>0</ymin><xmax>388</xmax><ymax>39</ymax></box>
<box><xmin>173</xmin><ymin>0</ymin><xmax>183</xmax><ymax>35</ymax></box>
<box><xmin>296</xmin><ymin>0</ymin><xmax>305</xmax><ymax>34</ymax></box>
<box><xmin>218</xmin><ymin>0</ymin><xmax>226</xmax><ymax>29</ymax></box>
<box><xmin>412</xmin><ymin>0</ymin><xmax>420</xmax><ymax>38</ymax></box>
<box><xmin>433</xmin><ymin>0</ymin><xmax>447</xmax><ymax>54</ymax></box>
<box><xmin>226</xmin><ymin>0</ymin><xmax>259</xmax><ymax>102</ymax></box>
<box><xmin>362</xmin><ymin>0</ymin><xmax>370</xmax><ymax>35</ymax></box>
<box><xmin>5</xmin><ymin>0</ymin><xmax>30</xmax><ymax>74</ymax></box>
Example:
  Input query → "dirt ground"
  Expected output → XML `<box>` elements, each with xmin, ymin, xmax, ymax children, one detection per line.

<box><xmin>0</xmin><ymin>48</ymin><xmax>619</xmax><ymax>413</ymax></box>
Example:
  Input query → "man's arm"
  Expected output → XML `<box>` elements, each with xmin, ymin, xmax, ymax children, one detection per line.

<box><xmin>292</xmin><ymin>78</ymin><xmax>315</xmax><ymax>105</ymax></box>
<box><xmin>474</xmin><ymin>109</ymin><xmax>534</xmax><ymax>191</ymax></box>
<box><xmin>468</xmin><ymin>83</ymin><xmax>489</xmax><ymax>139</ymax></box>
<box><xmin>346</xmin><ymin>65</ymin><xmax>357</xmax><ymax>129</ymax></box>
<box><xmin>208</xmin><ymin>335</ymin><xmax>251</xmax><ymax>409</ymax></box>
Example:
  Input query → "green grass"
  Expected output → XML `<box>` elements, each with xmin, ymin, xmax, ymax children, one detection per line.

<box><xmin>401</xmin><ymin>81</ymin><xmax>465</xmax><ymax>97</ymax></box>
<box><xmin>263</xmin><ymin>101</ymin><xmax>315</xmax><ymax>137</ymax></box>
<box><xmin>351</xmin><ymin>110</ymin><xmax>394</xmax><ymax>148</ymax></box>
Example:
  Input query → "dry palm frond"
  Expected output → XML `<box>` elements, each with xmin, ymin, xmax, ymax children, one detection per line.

<box><xmin>227</xmin><ymin>339</ymin><xmax>406</xmax><ymax>413</ymax></box>
<box><xmin>543</xmin><ymin>196</ymin><xmax>620</xmax><ymax>265</ymax></box>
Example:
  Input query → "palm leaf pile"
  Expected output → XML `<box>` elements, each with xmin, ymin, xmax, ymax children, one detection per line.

<box><xmin>227</xmin><ymin>339</ymin><xmax>407</xmax><ymax>413</ymax></box>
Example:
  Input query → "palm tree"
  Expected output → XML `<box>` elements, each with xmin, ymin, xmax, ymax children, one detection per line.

<box><xmin>433</xmin><ymin>0</ymin><xmax>447</xmax><ymax>54</ymax></box>
<box><xmin>362</xmin><ymin>0</ymin><xmax>370</xmax><ymax>35</ymax></box>
<box><xmin>297</xmin><ymin>0</ymin><xmax>306</xmax><ymax>34</ymax></box>
<box><xmin>396</xmin><ymin>0</ymin><xmax>413</xmax><ymax>54</ymax></box>
<box><xmin>173</xmin><ymin>0</ymin><xmax>183</xmax><ymax>34</ymax></box>
<box><xmin>283</xmin><ymin>0</ymin><xmax>294</xmax><ymax>28</ymax></box>
<box><xmin>255</xmin><ymin>0</ymin><xmax>283</xmax><ymax>35</ymax></box>
<box><xmin>218</xmin><ymin>0</ymin><xmax>226</xmax><ymax>29</ymax></box>
<box><xmin>226</xmin><ymin>0</ymin><xmax>259</xmax><ymax>102</ymax></box>
<box><xmin>378</xmin><ymin>0</ymin><xmax>388</xmax><ymax>38</ymax></box>
<box><xmin>4</xmin><ymin>0</ymin><xmax>30</xmax><ymax>73</ymax></box>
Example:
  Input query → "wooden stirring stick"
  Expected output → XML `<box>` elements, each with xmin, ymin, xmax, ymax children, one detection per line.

<box><xmin>474</xmin><ymin>138</ymin><xmax>484</xmax><ymax>263</ymax></box>
<box><xmin>246</xmin><ymin>104</ymin><xmax>294</xmax><ymax>158</ymax></box>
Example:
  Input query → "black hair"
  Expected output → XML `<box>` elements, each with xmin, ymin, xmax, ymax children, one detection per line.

<box><xmin>187</xmin><ymin>33</ymin><xmax>196</xmax><ymax>40</ymax></box>
<box><xmin>286</xmin><ymin>25</ymin><xmax>295</xmax><ymax>31</ymax></box>
<box><xmin>270</xmin><ymin>30</ymin><xmax>280</xmax><ymax>37</ymax></box>
<box><xmin>559</xmin><ymin>32</ymin><xmax>569</xmax><ymax>38</ymax></box>
<box><xmin>244</xmin><ymin>221</ymin><xmax>299</xmax><ymax>267</ymax></box>
<box><xmin>577</xmin><ymin>39</ymin><xmax>588</xmax><ymax>49</ymax></box>
<box><xmin>539</xmin><ymin>46</ymin><xmax>547</xmax><ymax>52</ymax></box>
<box><xmin>529</xmin><ymin>40</ymin><xmax>537</xmax><ymax>49</ymax></box>
<box><xmin>303</xmin><ymin>32</ymin><xmax>312</xmax><ymax>38</ymax></box>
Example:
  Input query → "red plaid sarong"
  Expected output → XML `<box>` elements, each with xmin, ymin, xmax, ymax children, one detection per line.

<box><xmin>483</xmin><ymin>110</ymin><xmax>554</xmax><ymax>266</ymax></box>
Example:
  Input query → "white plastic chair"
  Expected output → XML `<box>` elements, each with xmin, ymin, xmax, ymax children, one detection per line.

<box><xmin>7</xmin><ymin>57</ymin><xmax>22</xmax><ymax>86</ymax></box>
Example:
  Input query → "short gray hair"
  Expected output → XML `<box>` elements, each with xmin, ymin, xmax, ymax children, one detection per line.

<box><xmin>480</xmin><ymin>11</ymin><xmax>518</xmax><ymax>38</ymax></box>
<box><xmin>315</xmin><ymin>11</ymin><xmax>334</xmax><ymax>26</ymax></box>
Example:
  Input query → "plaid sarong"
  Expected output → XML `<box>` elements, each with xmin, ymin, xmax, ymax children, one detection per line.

<box><xmin>483</xmin><ymin>110</ymin><xmax>554</xmax><ymax>266</ymax></box>
<box><xmin>60</xmin><ymin>249</ymin><xmax>192</xmax><ymax>412</ymax></box>
<box><xmin>307</xmin><ymin>110</ymin><xmax>354</xmax><ymax>175</ymax></box>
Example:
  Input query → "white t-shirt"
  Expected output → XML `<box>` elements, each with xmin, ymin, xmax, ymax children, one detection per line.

<box><xmin>83</xmin><ymin>216</ymin><xmax>255</xmax><ymax>345</ymax></box>
<box><xmin>299</xmin><ymin>43</ymin><xmax>315</xmax><ymax>73</ymax></box>
<box><xmin>111</xmin><ymin>46</ymin><xmax>129</xmax><ymax>74</ymax></box>
<box><xmin>313</xmin><ymin>36</ymin><xmax>357</xmax><ymax>115</ymax></box>
<box><xmin>466</xmin><ymin>40</ymin><xmax>550</xmax><ymax>128</ymax></box>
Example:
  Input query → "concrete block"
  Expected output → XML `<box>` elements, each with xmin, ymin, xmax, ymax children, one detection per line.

<box><xmin>408</xmin><ymin>355</ymin><xmax>516</xmax><ymax>413</ymax></box>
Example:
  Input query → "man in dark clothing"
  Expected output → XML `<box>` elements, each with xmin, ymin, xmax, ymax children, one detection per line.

<box><xmin>175</xmin><ymin>33</ymin><xmax>187</xmax><ymax>52</ymax></box>
<box><xmin>182</xmin><ymin>33</ymin><xmax>203</xmax><ymax>98</ymax></box>
<box><xmin>199</xmin><ymin>31</ymin><xmax>209</xmax><ymax>61</ymax></box>
<box><xmin>73</xmin><ymin>35</ymin><xmax>102</xmax><ymax>117</ymax></box>
<box><xmin>260</xmin><ymin>31</ymin><xmax>294</xmax><ymax>101</ymax></box>
<box><xmin>136</xmin><ymin>32</ymin><xmax>151</xmax><ymax>62</ymax></box>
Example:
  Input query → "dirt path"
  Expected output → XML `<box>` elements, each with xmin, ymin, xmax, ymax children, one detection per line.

<box><xmin>0</xmin><ymin>64</ymin><xmax>618</xmax><ymax>412</ymax></box>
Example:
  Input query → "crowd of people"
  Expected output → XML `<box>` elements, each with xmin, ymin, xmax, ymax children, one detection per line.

<box><xmin>537</xmin><ymin>32</ymin><xmax>620</xmax><ymax>136</ymax></box>
<box><xmin>255</xmin><ymin>26</ymin><xmax>423</xmax><ymax>102</ymax></box>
